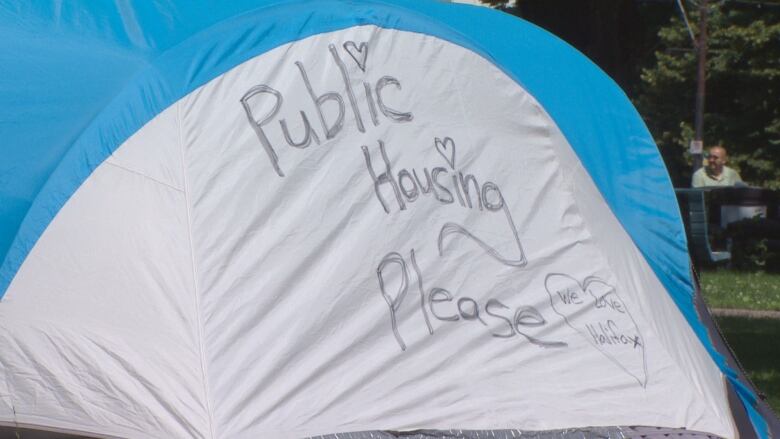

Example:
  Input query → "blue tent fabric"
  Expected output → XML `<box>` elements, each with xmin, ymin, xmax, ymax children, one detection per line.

<box><xmin>0</xmin><ymin>1</ymin><xmax>770</xmax><ymax>437</ymax></box>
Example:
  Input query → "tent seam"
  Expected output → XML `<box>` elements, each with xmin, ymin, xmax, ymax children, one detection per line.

<box><xmin>176</xmin><ymin>100</ymin><xmax>217</xmax><ymax>439</ymax></box>
<box><xmin>104</xmin><ymin>160</ymin><xmax>185</xmax><ymax>193</ymax></box>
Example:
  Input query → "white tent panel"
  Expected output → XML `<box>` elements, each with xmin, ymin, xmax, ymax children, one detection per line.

<box><xmin>0</xmin><ymin>108</ymin><xmax>210</xmax><ymax>438</ymax></box>
<box><xmin>0</xmin><ymin>26</ymin><xmax>736</xmax><ymax>439</ymax></box>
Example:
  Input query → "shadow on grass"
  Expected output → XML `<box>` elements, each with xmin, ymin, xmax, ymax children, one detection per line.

<box><xmin>716</xmin><ymin>316</ymin><xmax>780</xmax><ymax>413</ymax></box>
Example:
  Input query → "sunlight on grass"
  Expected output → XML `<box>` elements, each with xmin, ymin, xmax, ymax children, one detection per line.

<box><xmin>699</xmin><ymin>270</ymin><xmax>780</xmax><ymax>310</ymax></box>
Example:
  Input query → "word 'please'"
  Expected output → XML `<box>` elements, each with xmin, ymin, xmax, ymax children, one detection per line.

<box><xmin>377</xmin><ymin>250</ymin><xmax>566</xmax><ymax>351</ymax></box>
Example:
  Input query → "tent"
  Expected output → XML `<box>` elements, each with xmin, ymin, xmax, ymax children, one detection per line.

<box><xmin>1</xmin><ymin>1</ymin><xmax>778</xmax><ymax>438</ymax></box>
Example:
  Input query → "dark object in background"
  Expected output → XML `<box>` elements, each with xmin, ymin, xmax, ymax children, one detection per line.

<box><xmin>726</xmin><ymin>218</ymin><xmax>780</xmax><ymax>272</ymax></box>
<box><xmin>710</xmin><ymin>188</ymin><xmax>780</xmax><ymax>272</ymax></box>
<box><xmin>676</xmin><ymin>188</ymin><xmax>732</xmax><ymax>267</ymax></box>
<box><xmin>675</xmin><ymin>187</ymin><xmax>780</xmax><ymax>270</ymax></box>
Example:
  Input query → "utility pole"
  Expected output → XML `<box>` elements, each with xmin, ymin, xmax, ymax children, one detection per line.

<box><xmin>692</xmin><ymin>0</ymin><xmax>708</xmax><ymax>172</ymax></box>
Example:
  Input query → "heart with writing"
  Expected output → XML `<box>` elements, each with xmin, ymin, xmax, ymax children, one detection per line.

<box><xmin>343</xmin><ymin>41</ymin><xmax>368</xmax><ymax>72</ymax></box>
<box><xmin>434</xmin><ymin>137</ymin><xmax>456</xmax><ymax>170</ymax></box>
<box><xmin>544</xmin><ymin>273</ymin><xmax>647</xmax><ymax>387</ymax></box>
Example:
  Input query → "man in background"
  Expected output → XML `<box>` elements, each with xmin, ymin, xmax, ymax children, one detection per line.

<box><xmin>692</xmin><ymin>145</ymin><xmax>743</xmax><ymax>188</ymax></box>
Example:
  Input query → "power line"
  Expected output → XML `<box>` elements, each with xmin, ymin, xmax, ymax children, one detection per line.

<box><xmin>676</xmin><ymin>0</ymin><xmax>698</xmax><ymax>48</ymax></box>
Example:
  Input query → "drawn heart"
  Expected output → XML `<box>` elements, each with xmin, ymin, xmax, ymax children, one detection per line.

<box><xmin>544</xmin><ymin>273</ymin><xmax>647</xmax><ymax>387</ymax></box>
<box><xmin>434</xmin><ymin>137</ymin><xmax>456</xmax><ymax>170</ymax></box>
<box><xmin>343</xmin><ymin>41</ymin><xmax>368</xmax><ymax>72</ymax></box>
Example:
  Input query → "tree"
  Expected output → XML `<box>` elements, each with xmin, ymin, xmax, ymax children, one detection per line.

<box><xmin>637</xmin><ymin>1</ymin><xmax>780</xmax><ymax>188</ymax></box>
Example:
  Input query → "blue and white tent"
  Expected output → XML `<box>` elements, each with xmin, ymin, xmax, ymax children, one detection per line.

<box><xmin>1</xmin><ymin>1</ymin><xmax>778</xmax><ymax>438</ymax></box>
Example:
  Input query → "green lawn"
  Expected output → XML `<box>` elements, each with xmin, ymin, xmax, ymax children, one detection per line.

<box><xmin>699</xmin><ymin>270</ymin><xmax>780</xmax><ymax>311</ymax></box>
<box><xmin>715</xmin><ymin>316</ymin><xmax>780</xmax><ymax>413</ymax></box>
<box><xmin>698</xmin><ymin>270</ymin><xmax>780</xmax><ymax>413</ymax></box>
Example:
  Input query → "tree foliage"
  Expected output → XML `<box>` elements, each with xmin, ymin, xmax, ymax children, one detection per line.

<box><xmin>637</xmin><ymin>2</ymin><xmax>780</xmax><ymax>188</ymax></box>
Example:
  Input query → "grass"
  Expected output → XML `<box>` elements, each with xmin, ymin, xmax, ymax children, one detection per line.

<box><xmin>699</xmin><ymin>270</ymin><xmax>780</xmax><ymax>310</ymax></box>
<box><xmin>699</xmin><ymin>270</ymin><xmax>780</xmax><ymax>413</ymax></box>
<box><xmin>715</xmin><ymin>316</ymin><xmax>780</xmax><ymax>413</ymax></box>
